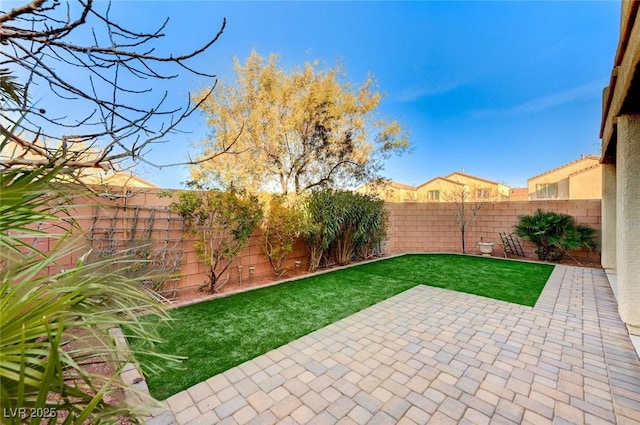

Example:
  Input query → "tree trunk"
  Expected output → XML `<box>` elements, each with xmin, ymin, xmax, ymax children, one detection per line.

<box><xmin>461</xmin><ymin>226</ymin><xmax>466</xmax><ymax>254</ymax></box>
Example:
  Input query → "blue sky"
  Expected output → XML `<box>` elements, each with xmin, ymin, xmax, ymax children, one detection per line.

<box><xmin>9</xmin><ymin>1</ymin><xmax>622</xmax><ymax>189</ymax></box>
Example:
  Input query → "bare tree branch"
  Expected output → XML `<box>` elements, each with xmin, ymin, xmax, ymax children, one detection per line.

<box><xmin>0</xmin><ymin>0</ymin><xmax>227</xmax><ymax>173</ymax></box>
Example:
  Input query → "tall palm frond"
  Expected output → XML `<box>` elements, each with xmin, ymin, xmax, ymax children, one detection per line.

<box><xmin>1</xmin><ymin>144</ymin><xmax>179</xmax><ymax>422</ymax></box>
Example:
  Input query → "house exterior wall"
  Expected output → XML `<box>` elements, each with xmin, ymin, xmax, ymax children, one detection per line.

<box><xmin>359</xmin><ymin>173</ymin><xmax>510</xmax><ymax>203</ymax></box>
<box><xmin>445</xmin><ymin>172</ymin><xmax>510</xmax><ymax>198</ymax></box>
<box><xmin>599</xmin><ymin>0</ymin><xmax>640</xmax><ymax>333</ymax></box>
<box><xmin>382</xmin><ymin>186</ymin><xmax>416</xmax><ymax>202</ymax></box>
<box><xmin>508</xmin><ymin>188</ymin><xmax>529</xmax><ymax>201</ymax></box>
<box><xmin>416</xmin><ymin>178</ymin><xmax>508</xmax><ymax>202</ymax></box>
<box><xmin>601</xmin><ymin>164</ymin><xmax>617</xmax><ymax>271</ymax></box>
<box><xmin>568</xmin><ymin>166</ymin><xmax>602</xmax><ymax>199</ymax></box>
<box><xmin>415</xmin><ymin>179</ymin><xmax>463</xmax><ymax>201</ymax></box>
<box><xmin>616</xmin><ymin>114</ymin><xmax>640</xmax><ymax>328</ymax></box>
<box><xmin>528</xmin><ymin>156</ymin><xmax>601</xmax><ymax>200</ymax></box>
<box><xmin>356</xmin><ymin>182</ymin><xmax>416</xmax><ymax>202</ymax></box>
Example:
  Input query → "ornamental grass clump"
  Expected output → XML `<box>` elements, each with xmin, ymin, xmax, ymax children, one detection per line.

<box><xmin>514</xmin><ymin>209</ymin><xmax>596</xmax><ymax>262</ymax></box>
<box><xmin>303</xmin><ymin>189</ymin><xmax>387</xmax><ymax>270</ymax></box>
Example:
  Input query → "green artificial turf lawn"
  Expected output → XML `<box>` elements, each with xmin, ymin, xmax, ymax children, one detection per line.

<box><xmin>135</xmin><ymin>254</ymin><xmax>553</xmax><ymax>400</ymax></box>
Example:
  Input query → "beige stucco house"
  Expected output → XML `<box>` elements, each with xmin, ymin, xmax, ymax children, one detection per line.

<box><xmin>356</xmin><ymin>180</ymin><xmax>417</xmax><ymax>202</ymax></box>
<box><xmin>81</xmin><ymin>170</ymin><xmax>159</xmax><ymax>189</ymax></box>
<box><xmin>415</xmin><ymin>177</ymin><xmax>463</xmax><ymax>202</ymax></box>
<box><xmin>508</xmin><ymin>187</ymin><xmax>529</xmax><ymax>201</ymax></box>
<box><xmin>1</xmin><ymin>138</ymin><xmax>158</xmax><ymax>189</ymax></box>
<box><xmin>416</xmin><ymin>172</ymin><xmax>510</xmax><ymax>202</ymax></box>
<box><xmin>528</xmin><ymin>154</ymin><xmax>602</xmax><ymax>200</ymax></box>
<box><xmin>600</xmin><ymin>1</ymin><xmax>640</xmax><ymax>340</ymax></box>
<box><xmin>357</xmin><ymin>172</ymin><xmax>510</xmax><ymax>202</ymax></box>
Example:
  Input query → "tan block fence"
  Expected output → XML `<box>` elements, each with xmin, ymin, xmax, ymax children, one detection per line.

<box><xmin>53</xmin><ymin>188</ymin><xmax>601</xmax><ymax>297</ymax></box>
<box><xmin>385</xmin><ymin>200</ymin><xmax>601</xmax><ymax>260</ymax></box>
<box><xmin>69</xmin><ymin>188</ymin><xmax>311</xmax><ymax>297</ymax></box>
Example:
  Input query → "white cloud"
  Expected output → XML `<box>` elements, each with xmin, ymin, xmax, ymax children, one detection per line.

<box><xmin>473</xmin><ymin>77</ymin><xmax>607</xmax><ymax>117</ymax></box>
<box><xmin>395</xmin><ymin>76</ymin><xmax>469</xmax><ymax>102</ymax></box>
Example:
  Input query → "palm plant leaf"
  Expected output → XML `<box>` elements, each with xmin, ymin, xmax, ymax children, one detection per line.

<box><xmin>1</xmin><ymin>162</ymin><xmax>180</xmax><ymax>422</ymax></box>
<box><xmin>0</xmin><ymin>67</ymin><xmax>24</xmax><ymax>105</ymax></box>
<box><xmin>514</xmin><ymin>209</ymin><xmax>596</xmax><ymax>262</ymax></box>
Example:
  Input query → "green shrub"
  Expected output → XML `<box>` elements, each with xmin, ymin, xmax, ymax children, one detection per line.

<box><xmin>514</xmin><ymin>209</ymin><xmax>596</xmax><ymax>262</ymax></box>
<box><xmin>169</xmin><ymin>188</ymin><xmax>263</xmax><ymax>292</ymax></box>
<box><xmin>303</xmin><ymin>189</ymin><xmax>387</xmax><ymax>269</ymax></box>
<box><xmin>260</xmin><ymin>195</ymin><xmax>308</xmax><ymax>278</ymax></box>
<box><xmin>302</xmin><ymin>190</ymin><xmax>337</xmax><ymax>271</ymax></box>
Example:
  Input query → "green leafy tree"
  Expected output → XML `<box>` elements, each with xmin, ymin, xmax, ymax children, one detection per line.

<box><xmin>169</xmin><ymin>189</ymin><xmax>263</xmax><ymax>292</ymax></box>
<box><xmin>514</xmin><ymin>209</ymin><xmax>597</xmax><ymax>262</ymax></box>
<box><xmin>260</xmin><ymin>195</ymin><xmax>308</xmax><ymax>278</ymax></box>
<box><xmin>191</xmin><ymin>50</ymin><xmax>410</xmax><ymax>194</ymax></box>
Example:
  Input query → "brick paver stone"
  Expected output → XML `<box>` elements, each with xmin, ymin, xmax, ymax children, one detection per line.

<box><xmin>154</xmin><ymin>265</ymin><xmax>640</xmax><ymax>425</ymax></box>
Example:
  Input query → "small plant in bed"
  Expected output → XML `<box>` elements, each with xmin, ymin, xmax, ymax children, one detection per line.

<box><xmin>131</xmin><ymin>254</ymin><xmax>554</xmax><ymax>400</ymax></box>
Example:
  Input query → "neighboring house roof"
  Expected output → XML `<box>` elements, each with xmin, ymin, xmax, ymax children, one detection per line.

<box><xmin>358</xmin><ymin>171</ymin><xmax>505</xmax><ymax>195</ymax></box>
<box><xmin>82</xmin><ymin>172</ymin><xmax>159</xmax><ymax>188</ymax></box>
<box><xmin>385</xmin><ymin>180</ymin><xmax>417</xmax><ymax>191</ymax></box>
<box><xmin>354</xmin><ymin>180</ymin><xmax>416</xmax><ymax>192</ymax></box>
<box><xmin>568</xmin><ymin>163</ymin><xmax>601</xmax><ymax>178</ymax></box>
<box><xmin>416</xmin><ymin>176</ymin><xmax>465</xmax><ymax>190</ymax></box>
<box><xmin>1</xmin><ymin>138</ymin><xmax>158</xmax><ymax>188</ymax></box>
<box><xmin>528</xmin><ymin>154</ymin><xmax>600</xmax><ymax>181</ymax></box>
<box><xmin>444</xmin><ymin>172</ymin><xmax>502</xmax><ymax>186</ymax></box>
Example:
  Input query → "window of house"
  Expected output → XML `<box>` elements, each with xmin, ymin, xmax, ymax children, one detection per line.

<box><xmin>536</xmin><ymin>183</ymin><xmax>558</xmax><ymax>198</ymax></box>
<box><xmin>427</xmin><ymin>190</ymin><xmax>440</xmax><ymax>201</ymax></box>
<box><xmin>475</xmin><ymin>188</ymin><xmax>491</xmax><ymax>200</ymax></box>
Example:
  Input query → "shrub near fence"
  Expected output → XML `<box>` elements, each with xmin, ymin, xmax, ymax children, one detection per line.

<box><xmin>72</xmin><ymin>188</ymin><xmax>310</xmax><ymax>296</ymax></box>
<box><xmin>62</xmin><ymin>188</ymin><xmax>601</xmax><ymax>296</ymax></box>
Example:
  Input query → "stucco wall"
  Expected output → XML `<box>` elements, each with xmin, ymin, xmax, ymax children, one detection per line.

<box><xmin>569</xmin><ymin>166</ymin><xmax>602</xmax><ymax>200</ymax></box>
<box><xmin>616</xmin><ymin>114</ymin><xmax>640</xmax><ymax>328</ymax></box>
<box><xmin>356</xmin><ymin>182</ymin><xmax>416</xmax><ymax>202</ymax></box>
<box><xmin>601</xmin><ymin>164</ymin><xmax>617</xmax><ymax>270</ymax></box>
<box><xmin>445</xmin><ymin>173</ymin><xmax>510</xmax><ymax>198</ymax></box>
<box><xmin>415</xmin><ymin>178</ymin><xmax>463</xmax><ymax>201</ymax></box>
<box><xmin>528</xmin><ymin>156</ymin><xmax>600</xmax><ymax>200</ymax></box>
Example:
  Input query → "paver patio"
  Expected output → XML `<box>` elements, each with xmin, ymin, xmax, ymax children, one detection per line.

<box><xmin>145</xmin><ymin>265</ymin><xmax>640</xmax><ymax>424</ymax></box>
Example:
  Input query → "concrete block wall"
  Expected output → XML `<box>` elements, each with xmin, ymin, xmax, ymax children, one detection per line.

<box><xmin>35</xmin><ymin>187</ymin><xmax>601</xmax><ymax>296</ymax></box>
<box><xmin>72</xmin><ymin>187</ymin><xmax>310</xmax><ymax>296</ymax></box>
<box><xmin>384</xmin><ymin>200</ymin><xmax>601</xmax><ymax>261</ymax></box>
